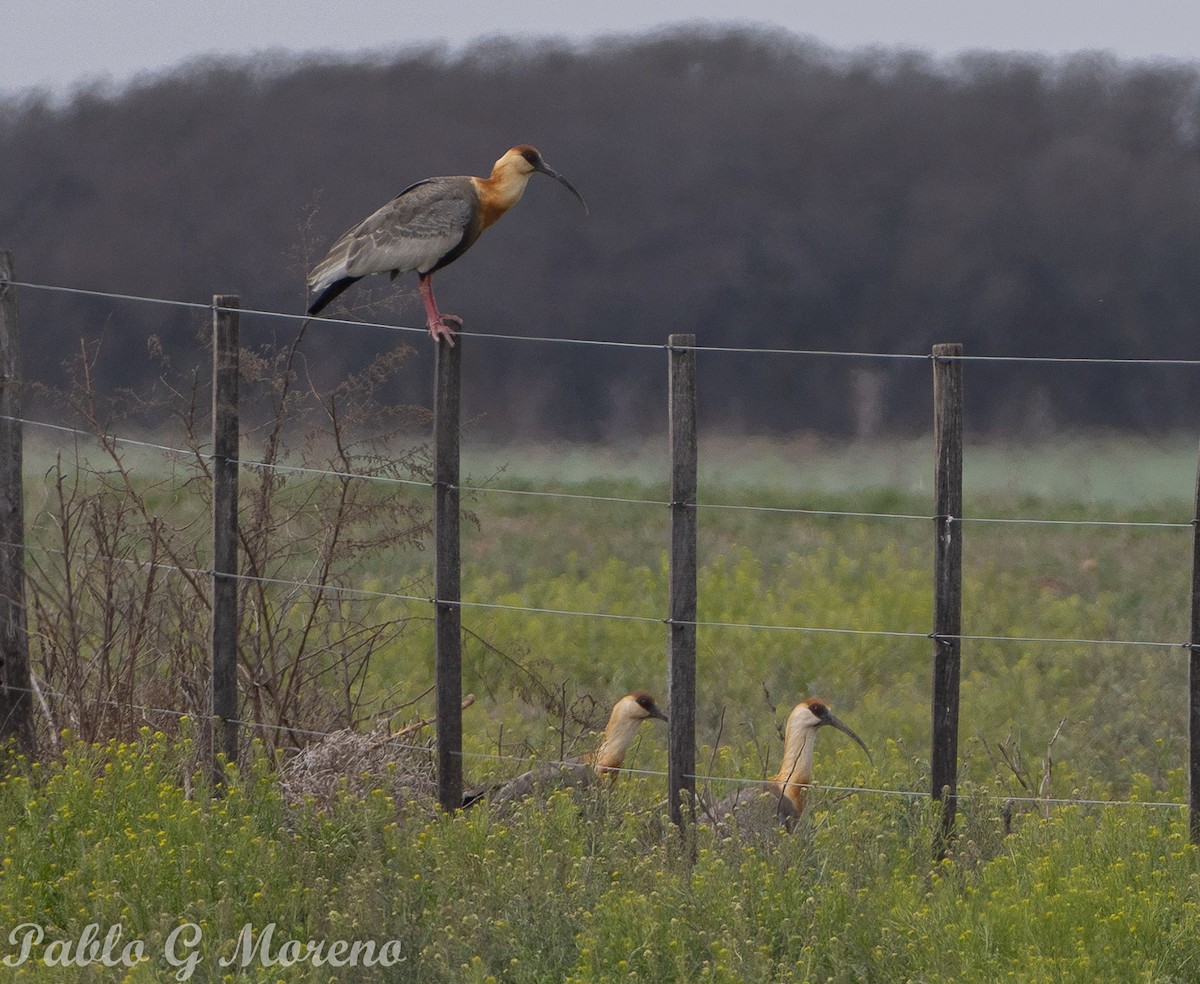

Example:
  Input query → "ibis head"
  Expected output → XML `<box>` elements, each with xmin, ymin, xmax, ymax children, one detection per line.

<box><xmin>770</xmin><ymin>698</ymin><xmax>871</xmax><ymax>818</ymax></box>
<box><xmin>492</xmin><ymin>145</ymin><xmax>588</xmax><ymax>217</ymax></box>
<box><xmin>481</xmin><ymin>690</ymin><xmax>667</xmax><ymax>807</ymax></box>
<box><xmin>624</xmin><ymin>691</ymin><xmax>669</xmax><ymax>722</ymax></box>
<box><xmin>305</xmin><ymin>144</ymin><xmax>587</xmax><ymax>345</ymax></box>
<box><xmin>704</xmin><ymin>698</ymin><xmax>871</xmax><ymax>833</ymax></box>
<box><xmin>790</xmin><ymin>698</ymin><xmax>872</xmax><ymax>764</ymax></box>
<box><xmin>590</xmin><ymin>691</ymin><xmax>668</xmax><ymax>775</ymax></box>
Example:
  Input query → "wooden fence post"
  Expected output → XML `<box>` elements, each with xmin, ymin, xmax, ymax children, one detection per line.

<box><xmin>211</xmin><ymin>295</ymin><xmax>240</xmax><ymax>781</ymax></box>
<box><xmin>668</xmin><ymin>333</ymin><xmax>698</xmax><ymax>828</ymax></box>
<box><xmin>931</xmin><ymin>342</ymin><xmax>964</xmax><ymax>847</ymax></box>
<box><xmin>0</xmin><ymin>252</ymin><xmax>32</xmax><ymax>755</ymax></box>
<box><xmin>1189</xmin><ymin>438</ymin><xmax>1200</xmax><ymax>843</ymax></box>
<box><xmin>434</xmin><ymin>339</ymin><xmax>463</xmax><ymax>811</ymax></box>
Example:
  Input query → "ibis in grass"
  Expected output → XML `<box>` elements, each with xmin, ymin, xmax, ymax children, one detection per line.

<box><xmin>472</xmin><ymin>692</ymin><xmax>668</xmax><ymax>808</ymax></box>
<box><xmin>703</xmin><ymin>698</ymin><xmax>871</xmax><ymax>834</ymax></box>
<box><xmin>306</xmin><ymin>145</ymin><xmax>588</xmax><ymax>344</ymax></box>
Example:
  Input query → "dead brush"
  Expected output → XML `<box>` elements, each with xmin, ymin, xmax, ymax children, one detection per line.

<box><xmin>279</xmin><ymin>728</ymin><xmax>438</xmax><ymax>814</ymax></box>
<box><xmin>24</xmin><ymin>327</ymin><xmax>432</xmax><ymax>761</ymax></box>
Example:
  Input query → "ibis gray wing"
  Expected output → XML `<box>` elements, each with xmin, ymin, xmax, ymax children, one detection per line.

<box><xmin>307</xmin><ymin>177</ymin><xmax>477</xmax><ymax>291</ymax></box>
<box><xmin>487</xmin><ymin>761</ymin><xmax>590</xmax><ymax>807</ymax></box>
<box><xmin>702</xmin><ymin>785</ymin><xmax>798</xmax><ymax>835</ymax></box>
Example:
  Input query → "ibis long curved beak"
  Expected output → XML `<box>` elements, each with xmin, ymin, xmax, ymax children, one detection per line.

<box><xmin>824</xmin><ymin>713</ymin><xmax>873</xmax><ymax>766</ymax></box>
<box><xmin>648</xmin><ymin>704</ymin><xmax>669</xmax><ymax>722</ymax></box>
<box><xmin>536</xmin><ymin>161</ymin><xmax>589</xmax><ymax>215</ymax></box>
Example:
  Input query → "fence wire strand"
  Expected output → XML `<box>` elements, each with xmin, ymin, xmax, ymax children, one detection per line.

<box><xmin>5</xmin><ymin>410</ymin><xmax>1193</xmax><ymax>530</ymax></box>
<box><xmin>7</xmin><ymin>682</ymin><xmax>1187</xmax><ymax>812</ymax></box>
<box><xmin>5</xmin><ymin>275</ymin><xmax>1199</xmax><ymax>819</ymax></box>
<box><xmin>4</xmin><ymin>531</ymin><xmax>1191</xmax><ymax>651</ymax></box>
<box><xmin>15</xmin><ymin>278</ymin><xmax>1200</xmax><ymax>364</ymax></box>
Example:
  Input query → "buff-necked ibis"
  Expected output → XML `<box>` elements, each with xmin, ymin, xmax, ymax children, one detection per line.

<box><xmin>306</xmin><ymin>145</ymin><xmax>588</xmax><ymax>344</ymax></box>
<box><xmin>473</xmin><ymin>692</ymin><xmax>668</xmax><ymax>808</ymax></box>
<box><xmin>704</xmin><ymin>698</ymin><xmax>871</xmax><ymax>834</ymax></box>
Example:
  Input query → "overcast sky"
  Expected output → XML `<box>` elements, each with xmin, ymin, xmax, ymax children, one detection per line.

<box><xmin>7</xmin><ymin>0</ymin><xmax>1200</xmax><ymax>99</ymax></box>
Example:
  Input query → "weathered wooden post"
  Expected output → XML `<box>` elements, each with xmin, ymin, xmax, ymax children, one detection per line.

<box><xmin>434</xmin><ymin>339</ymin><xmax>463</xmax><ymax>811</ymax></box>
<box><xmin>211</xmin><ymin>295</ymin><xmax>240</xmax><ymax>781</ymax></box>
<box><xmin>931</xmin><ymin>342</ymin><xmax>964</xmax><ymax>849</ymax></box>
<box><xmin>668</xmin><ymin>333</ymin><xmax>697</xmax><ymax>828</ymax></box>
<box><xmin>0</xmin><ymin>252</ymin><xmax>32</xmax><ymax>755</ymax></box>
<box><xmin>1188</xmin><ymin>439</ymin><xmax>1200</xmax><ymax>843</ymax></box>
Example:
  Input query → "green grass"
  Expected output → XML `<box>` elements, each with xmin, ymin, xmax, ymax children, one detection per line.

<box><xmin>464</xmin><ymin>432</ymin><xmax>1200</xmax><ymax>508</ymax></box>
<box><xmin>3</xmin><ymin>734</ymin><xmax>1199</xmax><ymax>982</ymax></box>
<box><xmin>7</xmin><ymin>434</ymin><xmax>1200</xmax><ymax>981</ymax></box>
<box><xmin>402</xmin><ymin>435</ymin><xmax>1196</xmax><ymax>801</ymax></box>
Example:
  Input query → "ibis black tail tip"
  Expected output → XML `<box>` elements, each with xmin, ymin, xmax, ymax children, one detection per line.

<box><xmin>306</xmin><ymin>276</ymin><xmax>361</xmax><ymax>316</ymax></box>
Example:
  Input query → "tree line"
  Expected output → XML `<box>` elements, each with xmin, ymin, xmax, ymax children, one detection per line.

<box><xmin>3</xmin><ymin>27</ymin><xmax>1200</xmax><ymax>438</ymax></box>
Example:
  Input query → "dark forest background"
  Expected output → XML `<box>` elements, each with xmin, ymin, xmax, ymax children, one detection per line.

<box><xmin>3</xmin><ymin>27</ymin><xmax>1200</xmax><ymax>439</ymax></box>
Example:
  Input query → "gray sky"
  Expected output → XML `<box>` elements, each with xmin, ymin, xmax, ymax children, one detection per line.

<box><xmin>7</xmin><ymin>0</ymin><xmax>1200</xmax><ymax>98</ymax></box>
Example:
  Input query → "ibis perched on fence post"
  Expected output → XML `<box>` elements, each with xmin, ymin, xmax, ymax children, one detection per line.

<box><xmin>703</xmin><ymin>698</ymin><xmax>871</xmax><ymax>834</ymax></box>
<box><xmin>470</xmin><ymin>692</ymin><xmax>668</xmax><ymax>808</ymax></box>
<box><xmin>306</xmin><ymin>145</ymin><xmax>588</xmax><ymax>344</ymax></box>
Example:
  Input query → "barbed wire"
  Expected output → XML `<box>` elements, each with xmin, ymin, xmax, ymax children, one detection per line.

<box><xmin>9</xmin><ymin>681</ymin><xmax>1187</xmax><ymax>812</ymax></box>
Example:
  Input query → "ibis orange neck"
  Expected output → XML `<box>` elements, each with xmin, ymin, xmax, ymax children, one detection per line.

<box><xmin>584</xmin><ymin>701</ymin><xmax>645</xmax><ymax>776</ymax></box>
<box><xmin>472</xmin><ymin>162</ymin><xmax>534</xmax><ymax>232</ymax></box>
<box><xmin>771</xmin><ymin>722</ymin><xmax>817</xmax><ymax>815</ymax></box>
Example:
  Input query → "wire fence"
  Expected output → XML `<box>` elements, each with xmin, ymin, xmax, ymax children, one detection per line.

<box><xmin>4</xmin><ymin>275</ymin><xmax>1200</xmax><ymax>816</ymax></box>
<box><xmin>12</xmin><ymin>412</ymin><xmax>1193</xmax><ymax>529</ymax></box>
<box><xmin>16</xmin><ymin>278</ymin><xmax>1200</xmax><ymax>364</ymax></box>
<box><xmin>2</xmin><ymin>406</ymin><xmax>1192</xmax><ymax>651</ymax></box>
<box><xmin>7</xmin><ymin>525</ymin><xmax>1192</xmax><ymax>652</ymax></box>
<box><xmin>7</xmin><ymin>680</ymin><xmax>1187</xmax><ymax>813</ymax></box>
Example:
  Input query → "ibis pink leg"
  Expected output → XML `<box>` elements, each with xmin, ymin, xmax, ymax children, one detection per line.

<box><xmin>419</xmin><ymin>273</ymin><xmax>462</xmax><ymax>347</ymax></box>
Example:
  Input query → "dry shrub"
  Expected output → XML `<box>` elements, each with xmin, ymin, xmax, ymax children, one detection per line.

<box><xmin>278</xmin><ymin>727</ymin><xmax>437</xmax><ymax>813</ymax></box>
<box><xmin>24</xmin><ymin>326</ymin><xmax>432</xmax><ymax>758</ymax></box>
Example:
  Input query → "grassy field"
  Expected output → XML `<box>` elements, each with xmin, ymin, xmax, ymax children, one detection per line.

<box><xmin>4</xmin><ymin>434</ymin><xmax>1200</xmax><ymax>981</ymax></box>
<box><xmin>443</xmin><ymin>434</ymin><xmax>1199</xmax><ymax>800</ymax></box>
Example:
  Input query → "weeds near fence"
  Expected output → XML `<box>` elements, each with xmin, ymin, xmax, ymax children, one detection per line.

<box><xmin>23</xmin><ymin>328</ymin><xmax>433</xmax><ymax>751</ymax></box>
